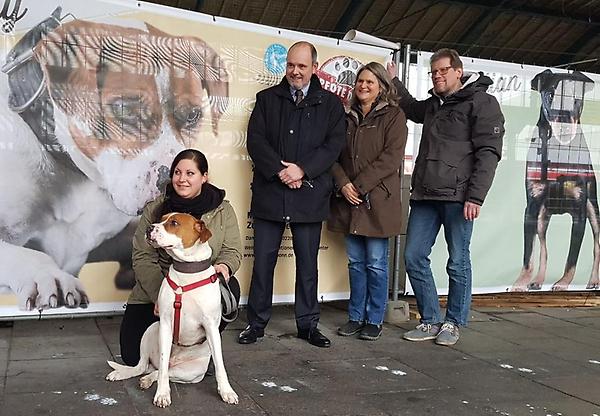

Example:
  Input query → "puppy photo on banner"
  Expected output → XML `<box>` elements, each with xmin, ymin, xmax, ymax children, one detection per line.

<box><xmin>0</xmin><ymin>4</ymin><xmax>229</xmax><ymax>313</ymax></box>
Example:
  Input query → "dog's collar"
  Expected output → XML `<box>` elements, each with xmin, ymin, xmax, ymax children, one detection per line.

<box><xmin>171</xmin><ymin>259</ymin><xmax>212</xmax><ymax>274</ymax></box>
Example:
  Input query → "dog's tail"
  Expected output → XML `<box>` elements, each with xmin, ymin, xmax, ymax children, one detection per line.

<box><xmin>106</xmin><ymin>359</ymin><xmax>149</xmax><ymax>381</ymax></box>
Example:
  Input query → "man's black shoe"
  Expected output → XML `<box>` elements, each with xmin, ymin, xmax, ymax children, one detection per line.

<box><xmin>238</xmin><ymin>325</ymin><xmax>264</xmax><ymax>344</ymax></box>
<box><xmin>297</xmin><ymin>327</ymin><xmax>331</xmax><ymax>348</ymax></box>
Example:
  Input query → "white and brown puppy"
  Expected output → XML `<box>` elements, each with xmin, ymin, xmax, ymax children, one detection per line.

<box><xmin>106</xmin><ymin>213</ymin><xmax>238</xmax><ymax>407</ymax></box>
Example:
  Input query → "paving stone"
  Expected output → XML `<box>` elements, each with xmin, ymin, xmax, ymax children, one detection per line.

<box><xmin>535</xmin><ymin>374</ymin><xmax>600</xmax><ymax>406</ymax></box>
<box><xmin>5</xmin><ymin>389</ymin><xmax>135</xmax><ymax>416</ymax></box>
<box><xmin>5</xmin><ymin>357</ymin><xmax>112</xmax><ymax>394</ymax></box>
<box><xmin>2</xmin><ymin>304</ymin><xmax>600</xmax><ymax>415</ymax></box>
<box><xmin>11</xmin><ymin>318</ymin><xmax>102</xmax><ymax>338</ymax></box>
<box><xmin>9</xmin><ymin>334</ymin><xmax>109</xmax><ymax>360</ymax></box>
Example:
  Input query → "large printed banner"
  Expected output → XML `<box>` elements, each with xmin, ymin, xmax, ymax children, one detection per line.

<box><xmin>405</xmin><ymin>51</ymin><xmax>600</xmax><ymax>295</ymax></box>
<box><xmin>0</xmin><ymin>0</ymin><xmax>393</xmax><ymax>318</ymax></box>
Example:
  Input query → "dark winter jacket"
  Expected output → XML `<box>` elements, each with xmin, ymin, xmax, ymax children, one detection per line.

<box><xmin>393</xmin><ymin>72</ymin><xmax>504</xmax><ymax>205</ymax></box>
<box><xmin>328</xmin><ymin>102</ymin><xmax>407</xmax><ymax>237</ymax></box>
<box><xmin>247</xmin><ymin>74</ymin><xmax>346</xmax><ymax>222</ymax></box>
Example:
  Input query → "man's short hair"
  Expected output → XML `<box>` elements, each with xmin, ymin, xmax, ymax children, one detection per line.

<box><xmin>289</xmin><ymin>41</ymin><xmax>318</xmax><ymax>64</ymax></box>
<box><xmin>430</xmin><ymin>48</ymin><xmax>463</xmax><ymax>70</ymax></box>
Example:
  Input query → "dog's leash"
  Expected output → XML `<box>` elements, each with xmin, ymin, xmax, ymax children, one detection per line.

<box><xmin>166</xmin><ymin>273</ymin><xmax>218</xmax><ymax>345</ymax></box>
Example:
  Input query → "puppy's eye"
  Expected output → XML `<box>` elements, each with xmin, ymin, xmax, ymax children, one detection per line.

<box><xmin>172</xmin><ymin>104</ymin><xmax>203</xmax><ymax>130</ymax></box>
<box><xmin>186</xmin><ymin>107</ymin><xmax>202</xmax><ymax>125</ymax></box>
<box><xmin>170</xmin><ymin>220</ymin><xmax>179</xmax><ymax>226</ymax></box>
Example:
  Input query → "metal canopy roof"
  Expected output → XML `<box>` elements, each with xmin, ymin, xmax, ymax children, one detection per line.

<box><xmin>147</xmin><ymin>0</ymin><xmax>600</xmax><ymax>72</ymax></box>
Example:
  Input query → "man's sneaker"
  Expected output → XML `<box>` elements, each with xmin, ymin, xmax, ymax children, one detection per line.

<box><xmin>337</xmin><ymin>320</ymin><xmax>364</xmax><ymax>336</ymax></box>
<box><xmin>403</xmin><ymin>323</ymin><xmax>441</xmax><ymax>341</ymax></box>
<box><xmin>435</xmin><ymin>322</ymin><xmax>460</xmax><ymax>346</ymax></box>
<box><xmin>358</xmin><ymin>323</ymin><xmax>382</xmax><ymax>341</ymax></box>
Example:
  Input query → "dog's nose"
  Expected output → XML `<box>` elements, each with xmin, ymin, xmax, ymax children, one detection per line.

<box><xmin>146</xmin><ymin>226</ymin><xmax>154</xmax><ymax>240</ymax></box>
<box><xmin>156</xmin><ymin>165</ymin><xmax>170</xmax><ymax>191</ymax></box>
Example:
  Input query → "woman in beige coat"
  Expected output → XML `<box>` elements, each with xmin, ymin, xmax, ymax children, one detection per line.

<box><xmin>120</xmin><ymin>149</ymin><xmax>242</xmax><ymax>365</ymax></box>
<box><xmin>329</xmin><ymin>62</ymin><xmax>407</xmax><ymax>340</ymax></box>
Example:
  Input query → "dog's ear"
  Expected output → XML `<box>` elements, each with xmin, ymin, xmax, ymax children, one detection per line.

<box><xmin>194</xmin><ymin>220</ymin><xmax>212</xmax><ymax>243</ymax></box>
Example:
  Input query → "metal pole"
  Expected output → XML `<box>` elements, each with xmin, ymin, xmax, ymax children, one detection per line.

<box><xmin>391</xmin><ymin>43</ymin><xmax>411</xmax><ymax>302</ymax></box>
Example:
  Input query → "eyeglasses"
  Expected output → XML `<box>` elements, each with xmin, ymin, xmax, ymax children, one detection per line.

<box><xmin>428</xmin><ymin>66</ymin><xmax>453</xmax><ymax>77</ymax></box>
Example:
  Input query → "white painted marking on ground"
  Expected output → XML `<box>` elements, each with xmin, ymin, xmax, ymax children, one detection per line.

<box><xmin>375</xmin><ymin>366</ymin><xmax>389</xmax><ymax>371</ymax></box>
<box><xmin>100</xmin><ymin>397</ymin><xmax>118</xmax><ymax>406</ymax></box>
<box><xmin>462</xmin><ymin>400</ymin><xmax>469</xmax><ymax>404</ymax></box>
<box><xmin>52</xmin><ymin>391</ymin><xmax>62</xmax><ymax>394</ymax></box>
<box><xmin>500</xmin><ymin>364</ymin><xmax>514</xmax><ymax>369</ymax></box>
<box><xmin>261</xmin><ymin>381</ymin><xmax>277</xmax><ymax>388</ymax></box>
<box><xmin>391</xmin><ymin>370</ymin><xmax>407</xmax><ymax>376</ymax></box>
<box><xmin>517</xmin><ymin>367</ymin><xmax>534</xmax><ymax>373</ymax></box>
<box><xmin>84</xmin><ymin>394</ymin><xmax>100</xmax><ymax>401</ymax></box>
<box><xmin>279</xmin><ymin>386</ymin><xmax>297</xmax><ymax>392</ymax></box>
<box><xmin>588</xmin><ymin>359</ymin><xmax>600</xmax><ymax>365</ymax></box>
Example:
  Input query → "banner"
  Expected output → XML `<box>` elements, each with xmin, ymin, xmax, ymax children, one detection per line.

<box><xmin>404</xmin><ymin>51</ymin><xmax>600</xmax><ymax>295</ymax></box>
<box><xmin>0</xmin><ymin>0</ymin><xmax>395</xmax><ymax>318</ymax></box>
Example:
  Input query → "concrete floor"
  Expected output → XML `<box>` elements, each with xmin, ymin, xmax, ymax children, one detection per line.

<box><xmin>1</xmin><ymin>301</ymin><xmax>600</xmax><ymax>416</ymax></box>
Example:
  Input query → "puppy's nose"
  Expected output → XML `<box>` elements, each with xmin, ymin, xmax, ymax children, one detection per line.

<box><xmin>146</xmin><ymin>226</ymin><xmax>154</xmax><ymax>240</ymax></box>
<box><xmin>156</xmin><ymin>165</ymin><xmax>170</xmax><ymax>191</ymax></box>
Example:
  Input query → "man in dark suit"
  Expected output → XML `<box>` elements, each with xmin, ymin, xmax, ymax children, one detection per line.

<box><xmin>239</xmin><ymin>41</ymin><xmax>345</xmax><ymax>347</ymax></box>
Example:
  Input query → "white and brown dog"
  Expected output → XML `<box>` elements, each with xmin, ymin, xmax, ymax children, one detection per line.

<box><xmin>106</xmin><ymin>213</ymin><xmax>238</xmax><ymax>407</ymax></box>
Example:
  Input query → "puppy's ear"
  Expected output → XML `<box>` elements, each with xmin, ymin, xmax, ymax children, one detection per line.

<box><xmin>194</xmin><ymin>220</ymin><xmax>212</xmax><ymax>243</ymax></box>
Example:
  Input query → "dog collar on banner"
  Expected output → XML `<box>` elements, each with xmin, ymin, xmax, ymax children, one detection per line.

<box><xmin>166</xmin><ymin>273</ymin><xmax>218</xmax><ymax>345</ymax></box>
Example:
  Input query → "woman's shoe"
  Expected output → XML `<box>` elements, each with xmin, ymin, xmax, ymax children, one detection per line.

<box><xmin>358</xmin><ymin>323</ymin><xmax>382</xmax><ymax>341</ymax></box>
<box><xmin>337</xmin><ymin>320</ymin><xmax>364</xmax><ymax>336</ymax></box>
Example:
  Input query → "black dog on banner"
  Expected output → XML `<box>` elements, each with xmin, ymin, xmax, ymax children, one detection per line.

<box><xmin>512</xmin><ymin>69</ymin><xmax>600</xmax><ymax>291</ymax></box>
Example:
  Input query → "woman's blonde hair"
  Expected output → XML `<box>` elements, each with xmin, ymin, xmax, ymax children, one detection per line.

<box><xmin>350</xmin><ymin>61</ymin><xmax>398</xmax><ymax>107</ymax></box>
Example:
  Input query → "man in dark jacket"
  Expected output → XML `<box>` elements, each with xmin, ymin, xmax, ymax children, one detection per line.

<box><xmin>239</xmin><ymin>41</ymin><xmax>345</xmax><ymax>347</ymax></box>
<box><xmin>388</xmin><ymin>48</ymin><xmax>504</xmax><ymax>346</ymax></box>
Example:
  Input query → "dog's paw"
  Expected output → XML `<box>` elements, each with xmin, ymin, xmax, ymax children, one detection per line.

<box><xmin>153</xmin><ymin>390</ymin><xmax>172</xmax><ymax>408</ymax></box>
<box><xmin>219</xmin><ymin>387</ymin><xmax>239</xmax><ymax>405</ymax></box>
<box><xmin>2</xmin><ymin>245</ymin><xmax>89</xmax><ymax>310</ymax></box>
<box><xmin>106</xmin><ymin>370</ymin><xmax>123</xmax><ymax>381</ymax></box>
<box><xmin>139</xmin><ymin>374</ymin><xmax>156</xmax><ymax>390</ymax></box>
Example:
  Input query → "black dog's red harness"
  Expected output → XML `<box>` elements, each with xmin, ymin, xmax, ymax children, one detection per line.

<box><xmin>166</xmin><ymin>273</ymin><xmax>218</xmax><ymax>345</ymax></box>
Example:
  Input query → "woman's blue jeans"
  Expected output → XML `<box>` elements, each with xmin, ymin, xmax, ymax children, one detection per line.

<box><xmin>345</xmin><ymin>234</ymin><xmax>389</xmax><ymax>326</ymax></box>
<box><xmin>404</xmin><ymin>200</ymin><xmax>474</xmax><ymax>326</ymax></box>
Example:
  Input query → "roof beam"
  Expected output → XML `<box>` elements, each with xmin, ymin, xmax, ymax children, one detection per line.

<box><xmin>437</xmin><ymin>0</ymin><xmax>600</xmax><ymax>26</ymax></box>
<box><xmin>333</xmin><ymin>0</ymin><xmax>374</xmax><ymax>36</ymax></box>
<box><xmin>552</xmin><ymin>26</ymin><xmax>600</xmax><ymax>66</ymax></box>
<box><xmin>457</xmin><ymin>0</ymin><xmax>509</xmax><ymax>56</ymax></box>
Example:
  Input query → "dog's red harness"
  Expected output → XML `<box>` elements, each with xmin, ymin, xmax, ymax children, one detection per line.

<box><xmin>166</xmin><ymin>273</ymin><xmax>218</xmax><ymax>345</ymax></box>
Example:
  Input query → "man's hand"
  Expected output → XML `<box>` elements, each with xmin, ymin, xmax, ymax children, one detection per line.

<box><xmin>386</xmin><ymin>62</ymin><xmax>397</xmax><ymax>79</ymax></box>
<box><xmin>214</xmin><ymin>263</ymin><xmax>230</xmax><ymax>282</ymax></box>
<box><xmin>341</xmin><ymin>182</ymin><xmax>362</xmax><ymax>205</ymax></box>
<box><xmin>154</xmin><ymin>303</ymin><xmax>159</xmax><ymax>317</ymax></box>
<box><xmin>278</xmin><ymin>161</ymin><xmax>305</xmax><ymax>185</ymax></box>
<box><xmin>464</xmin><ymin>201</ymin><xmax>481</xmax><ymax>221</ymax></box>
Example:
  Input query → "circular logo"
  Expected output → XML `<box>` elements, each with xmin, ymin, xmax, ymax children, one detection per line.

<box><xmin>316</xmin><ymin>56</ymin><xmax>362</xmax><ymax>105</ymax></box>
<box><xmin>264</xmin><ymin>44</ymin><xmax>287</xmax><ymax>75</ymax></box>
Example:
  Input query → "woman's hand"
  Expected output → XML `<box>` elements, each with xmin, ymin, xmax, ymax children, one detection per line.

<box><xmin>341</xmin><ymin>183</ymin><xmax>363</xmax><ymax>205</ymax></box>
<box><xmin>153</xmin><ymin>303</ymin><xmax>159</xmax><ymax>317</ymax></box>
<box><xmin>214</xmin><ymin>263</ymin><xmax>230</xmax><ymax>281</ymax></box>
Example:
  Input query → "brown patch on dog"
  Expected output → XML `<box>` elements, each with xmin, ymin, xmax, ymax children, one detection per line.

<box><xmin>162</xmin><ymin>213</ymin><xmax>211</xmax><ymax>248</ymax></box>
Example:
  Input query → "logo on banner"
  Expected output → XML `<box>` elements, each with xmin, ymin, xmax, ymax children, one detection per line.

<box><xmin>0</xmin><ymin>0</ymin><xmax>27</xmax><ymax>34</ymax></box>
<box><xmin>264</xmin><ymin>43</ymin><xmax>287</xmax><ymax>74</ymax></box>
<box><xmin>317</xmin><ymin>56</ymin><xmax>362</xmax><ymax>105</ymax></box>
